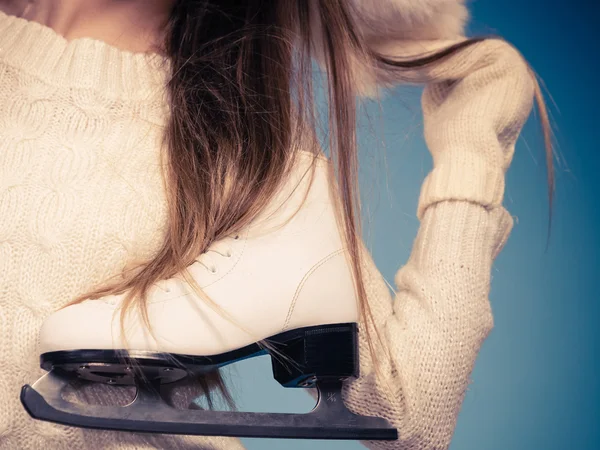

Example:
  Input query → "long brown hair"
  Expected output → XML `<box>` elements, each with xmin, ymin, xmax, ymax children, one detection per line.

<box><xmin>69</xmin><ymin>0</ymin><xmax>554</xmax><ymax>408</ymax></box>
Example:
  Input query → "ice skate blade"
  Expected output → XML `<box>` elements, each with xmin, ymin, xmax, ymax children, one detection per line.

<box><xmin>21</xmin><ymin>371</ymin><xmax>398</xmax><ymax>440</ymax></box>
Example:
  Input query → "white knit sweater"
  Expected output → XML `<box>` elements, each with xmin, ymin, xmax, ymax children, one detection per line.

<box><xmin>0</xmin><ymin>1</ymin><xmax>534</xmax><ymax>449</ymax></box>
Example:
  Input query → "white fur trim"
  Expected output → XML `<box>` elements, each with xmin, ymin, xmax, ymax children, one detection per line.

<box><xmin>351</xmin><ymin>0</ymin><xmax>469</xmax><ymax>42</ymax></box>
<box><xmin>350</xmin><ymin>0</ymin><xmax>470</xmax><ymax>96</ymax></box>
<box><xmin>310</xmin><ymin>0</ymin><xmax>470</xmax><ymax>97</ymax></box>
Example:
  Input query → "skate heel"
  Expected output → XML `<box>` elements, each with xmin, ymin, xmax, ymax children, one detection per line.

<box><xmin>270</xmin><ymin>323</ymin><xmax>359</xmax><ymax>388</ymax></box>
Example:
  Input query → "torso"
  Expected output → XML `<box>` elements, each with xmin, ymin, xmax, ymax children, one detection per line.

<box><xmin>0</xmin><ymin>10</ymin><xmax>172</xmax><ymax>445</ymax></box>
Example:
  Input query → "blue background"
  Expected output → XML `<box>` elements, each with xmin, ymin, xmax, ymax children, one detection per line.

<box><xmin>232</xmin><ymin>1</ymin><xmax>600</xmax><ymax>449</ymax></box>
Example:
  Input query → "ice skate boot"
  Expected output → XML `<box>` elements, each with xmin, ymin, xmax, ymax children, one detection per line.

<box><xmin>21</xmin><ymin>151</ymin><xmax>397</xmax><ymax>440</ymax></box>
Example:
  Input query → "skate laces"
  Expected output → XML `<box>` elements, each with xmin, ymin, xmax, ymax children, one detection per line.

<box><xmin>194</xmin><ymin>235</ymin><xmax>239</xmax><ymax>274</ymax></box>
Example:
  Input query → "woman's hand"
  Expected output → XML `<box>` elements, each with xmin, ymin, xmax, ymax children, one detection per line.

<box><xmin>418</xmin><ymin>39</ymin><xmax>536</xmax><ymax>218</ymax></box>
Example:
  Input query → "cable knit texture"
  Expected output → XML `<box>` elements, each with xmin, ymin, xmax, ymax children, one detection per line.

<box><xmin>0</xmin><ymin>1</ymin><xmax>534</xmax><ymax>448</ymax></box>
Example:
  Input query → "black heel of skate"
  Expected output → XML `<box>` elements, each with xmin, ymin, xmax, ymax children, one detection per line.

<box><xmin>270</xmin><ymin>323</ymin><xmax>359</xmax><ymax>388</ymax></box>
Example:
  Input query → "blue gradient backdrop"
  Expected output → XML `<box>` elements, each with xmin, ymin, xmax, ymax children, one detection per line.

<box><xmin>231</xmin><ymin>2</ymin><xmax>599</xmax><ymax>449</ymax></box>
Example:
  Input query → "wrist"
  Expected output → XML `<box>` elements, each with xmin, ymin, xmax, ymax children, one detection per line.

<box><xmin>417</xmin><ymin>154</ymin><xmax>505</xmax><ymax>220</ymax></box>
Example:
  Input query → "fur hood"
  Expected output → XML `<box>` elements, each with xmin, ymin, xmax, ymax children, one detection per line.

<box><xmin>351</xmin><ymin>0</ymin><xmax>469</xmax><ymax>41</ymax></box>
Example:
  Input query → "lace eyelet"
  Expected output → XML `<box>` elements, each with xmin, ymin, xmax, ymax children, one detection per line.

<box><xmin>210</xmin><ymin>267</ymin><xmax>218</xmax><ymax>274</ymax></box>
<box><xmin>225</xmin><ymin>251</ymin><xmax>232</xmax><ymax>257</ymax></box>
<box><xmin>234</xmin><ymin>235</ymin><xmax>239</xmax><ymax>240</ymax></box>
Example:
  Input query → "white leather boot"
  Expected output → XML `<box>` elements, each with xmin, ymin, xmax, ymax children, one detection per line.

<box><xmin>37</xmin><ymin>150</ymin><xmax>359</xmax><ymax>386</ymax></box>
<box><xmin>21</xmin><ymin>150</ymin><xmax>397</xmax><ymax>441</ymax></box>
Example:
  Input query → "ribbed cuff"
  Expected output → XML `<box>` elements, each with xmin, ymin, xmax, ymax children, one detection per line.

<box><xmin>401</xmin><ymin>200</ymin><xmax>514</xmax><ymax>292</ymax></box>
<box><xmin>417</xmin><ymin>155</ymin><xmax>505</xmax><ymax>220</ymax></box>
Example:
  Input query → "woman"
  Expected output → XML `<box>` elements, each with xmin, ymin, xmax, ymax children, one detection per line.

<box><xmin>0</xmin><ymin>0</ymin><xmax>553</xmax><ymax>449</ymax></box>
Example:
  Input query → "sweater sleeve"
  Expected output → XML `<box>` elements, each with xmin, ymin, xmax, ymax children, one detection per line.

<box><xmin>344</xmin><ymin>201</ymin><xmax>513</xmax><ymax>450</ymax></box>
<box><xmin>321</xmin><ymin>13</ymin><xmax>535</xmax><ymax>450</ymax></box>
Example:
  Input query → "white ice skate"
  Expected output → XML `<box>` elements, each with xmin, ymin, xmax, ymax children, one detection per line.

<box><xmin>20</xmin><ymin>151</ymin><xmax>397</xmax><ymax>440</ymax></box>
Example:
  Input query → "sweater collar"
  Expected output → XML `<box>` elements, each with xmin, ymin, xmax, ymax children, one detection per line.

<box><xmin>0</xmin><ymin>10</ymin><xmax>171</xmax><ymax>101</ymax></box>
